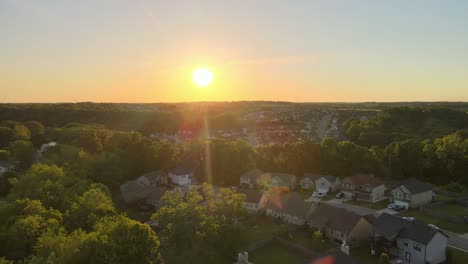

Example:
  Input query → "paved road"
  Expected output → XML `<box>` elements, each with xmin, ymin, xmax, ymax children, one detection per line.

<box><xmin>445</xmin><ymin>231</ymin><xmax>468</xmax><ymax>252</ymax></box>
<box><xmin>323</xmin><ymin>200</ymin><xmax>379</xmax><ymax>217</ymax></box>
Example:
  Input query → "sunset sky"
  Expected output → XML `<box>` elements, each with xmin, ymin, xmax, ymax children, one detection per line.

<box><xmin>1</xmin><ymin>0</ymin><xmax>468</xmax><ymax>102</ymax></box>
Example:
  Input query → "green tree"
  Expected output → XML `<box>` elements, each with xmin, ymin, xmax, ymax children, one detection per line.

<box><xmin>10</xmin><ymin>140</ymin><xmax>36</xmax><ymax>169</ymax></box>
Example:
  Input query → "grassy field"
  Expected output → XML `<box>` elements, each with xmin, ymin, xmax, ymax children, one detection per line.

<box><xmin>242</xmin><ymin>219</ymin><xmax>290</xmax><ymax>245</ymax></box>
<box><xmin>435</xmin><ymin>203</ymin><xmax>468</xmax><ymax>217</ymax></box>
<box><xmin>345</xmin><ymin>199</ymin><xmax>388</xmax><ymax>210</ymax></box>
<box><xmin>448</xmin><ymin>247</ymin><xmax>468</xmax><ymax>264</ymax></box>
<box><xmin>350</xmin><ymin>246</ymin><xmax>379</xmax><ymax>264</ymax></box>
<box><xmin>250</xmin><ymin>241</ymin><xmax>308</xmax><ymax>264</ymax></box>
<box><xmin>289</xmin><ymin>231</ymin><xmax>337</xmax><ymax>253</ymax></box>
<box><xmin>398</xmin><ymin>210</ymin><xmax>468</xmax><ymax>234</ymax></box>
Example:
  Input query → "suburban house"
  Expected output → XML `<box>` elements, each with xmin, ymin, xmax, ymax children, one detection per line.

<box><xmin>341</xmin><ymin>174</ymin><xmax>385</xmax><ymax>202</ymax></box>
<box><xmin>299</xmin><ymin>177</ymin><xmax>314</xmax><ymax>190</ymax></box>
<box><xmin>374</xmin><ymin>213</ymin><xmax>448</xmax><ymax>264</ymax></box>
<box><xmin>262</xmin><ymin>190</ymin><xmax>315</xmax><ymax>225</ymax></box>
<box><xmin>315</xmin><ymin>175</ymin><xmax>341</xmax><ymax>193</ymax></box>
<box><xmin>232</xmin><ymin>252</ymin><xmax>253</xmax><ymax>264</ymax></box>
<box><xmin>120</xmin><ymin>180</ymin><xmax>154</xmax><ymax>204</ymax></box>
<box><xmin>391</xmin><ymin>178</ymin><xmax>434</xmax><ymax>209</ymax></box>
<box><xmin>168</xmin><ymin>166</ymin><xmax>194</xmax><ymax>186</ymax></box>
<box><xmin>239</xmin><ymin>169</ymin><xmax>264</xmax><ymax>189</ymax></box>
<box><xmin>240</xmin><ymin>170</ymin><xmax>297</xmax><ymax>191</ymax></box>
<box><xmin>145</xmin><ymin>187</ymin><xmax>169</xmax><ymax>209</ymax></box>
<box><xmin>136</xmin><ymin>170</ymin><xmax>167</xmax><ymax>187</ymax></box>
<box><xmin>308</xmin><ymin>204</ymin><xmax>375</xmax><ymax>243</ymax></box>
<box><xmin>0</xmin><ymin>160</ymin><xmax>14</xmax><ymax>177</ymax></box>
<box><xmin>260</xmin><ymin>172</ymin><xmax>297</xmax><ymax>190</ymax></box>
<box><xmin>238</xmin><ymin>189</ymin><xmax>264</xmax><ymax>213</ymax></box>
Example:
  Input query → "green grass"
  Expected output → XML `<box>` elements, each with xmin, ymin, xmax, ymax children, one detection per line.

<box><xmin>161</xmin><ymin>250</ymin><xmax>231</xmax><ymax>264</ymax></box>
<box><xmin>398</xmin><ymin>210</ymin><xmax>468</xmax><ymax>234</ymax></box>
<box><xmin>345</xmin><ymin>198</ymin><xmax>388</xmax><ymax>210</ymax></box>
<box><xmin>250</xmin><ymin>241</ymin><xmax>308</xmax><ymax>264</ymax></box>
<box><xmin>436</xmin><ymin>195</ymin><xmax>457</xmax><ymax>202</ymax></box>
<box><xmin>289</xmin><ymin>231</ymin><xmax>337</xmax><ymax>253</ymax></box>
<box><xmin>435</xmin><ymin>203</ymin><xmax>468</xmax><ymax>217</ymax></box>
<box><xmin>448</xmin><ymin>247</ymin><xmax>468</xmax><ymax>264</ymax></box>
<box><xmin>242</xmin><ymin>220</ymin><xmax>290</xmax><ymax>245</ymax></box>
<box><xmin>350</xmin><ymin>246</ymin><xmax>380</xmax><ymax>264</ymax></box>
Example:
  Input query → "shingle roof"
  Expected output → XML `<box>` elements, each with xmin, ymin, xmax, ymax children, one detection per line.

<box><xmin>395</xmin><ymin>178</ymin><xmax>432</xmax><ymax>195</ymax></box>
<box><xmin>343</xmin><ymin>174</ymin><xmax>382</xmax><ymax>187</ymax></box>
<box><xmin>324</xmin><ymin>175</ymin><xmax>339</xmax><ymax>183</ymax></box>
<box><xmin>238</xmin><ymin>189</ymin><xmax>263</xmax><ymax>204</ymax></box>
<box><xmin>308</xmin><ymin>204</ymin><xmax>372</xmax><ymax>234</ymax></box>
<box><xmin>303</xmin><ymin>173</ymin><xmax>323</xmax><ymax>181</ymax></box>
<box><xmin>170</xmin><ymin>166</ymin><xmax>193</xmax><ymax>175</ymax></box>
<box><xmin>140</xmin><ymin>170</ymin><xmax>166</xmax><ymax>182</ymax></box>
<box><xmin>262</xmin><ymin>172</ymin><xmax>296</xmax><ymax>185</ymax></box>
<box><xmin>240</xmin><ymin>169</ymin><xmax>263</xmax><ymax>181</ymax></box>
<box><xmin>375</xmin><ymin>213</ymin><xmax>447</xmax><ymax>245</ymax></box>
<box><xmin>262</xmin><ymin>191</ymin><xmax>311</xmax><ymax>218</ymax></box>
<box><xmin>120</xmin><ymin>181</ymin><xmax>154</xmax><ymax>203</ymax></box>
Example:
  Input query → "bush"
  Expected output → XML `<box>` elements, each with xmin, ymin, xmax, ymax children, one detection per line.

<box><xmin>446</xmin><ymin>182</ymin><xmax>465</xmax><ymax>193</ymax></box>
<box><xmin>379</xmin><ymin>252</ymin><xmax>390</xmax><ymax>264</ymax></box>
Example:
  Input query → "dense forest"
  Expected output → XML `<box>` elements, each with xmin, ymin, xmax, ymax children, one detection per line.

<box><xmin>0</xmin><ymin>103</ymin><xmax>467</xmax><ymax>263</ymax></box>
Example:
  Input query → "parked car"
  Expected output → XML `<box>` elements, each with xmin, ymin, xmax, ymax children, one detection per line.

<box><xmin>336</xmin><ymin>192</ymin><xmax>345</xmax><ymax>199</ymax></box>
<box><xmin>394</xmin><ymin>205</ymin><xmax>406</xmax><ymax>211</ymax></box>
<box><xmin>316</xmin><ymin>192</ymin><xmax>327</xmax><ymax>198</ymax></box>
<box><xmin>387</xmin><ymin>204</ymin><xmax>396</xmax><ymax>210</ymax></box>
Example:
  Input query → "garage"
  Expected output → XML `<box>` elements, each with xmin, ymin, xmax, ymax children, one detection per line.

<box><xmin>394</xmin><ymin>199</ymin><xmax>409</xmax><ymax>209</ymax></box>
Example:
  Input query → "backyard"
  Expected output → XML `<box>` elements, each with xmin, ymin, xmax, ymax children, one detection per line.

<box><xmin>249</xmin><ymin>241</ymin><xmax>309</xmax><ymax>264</ymax></box>
<box><xmin>434</xmin><ymin>203</ymin><xmax>468</xmax><ymax>217</ymax></box>
<box><xmin>345</xmin><ymin>198</ymin><xmax>388</xmax><ymax>210</ymax></box>
<box><xmin>288</xmin><ymin>231</ymin><xmax>338</xmax><ymax>253</ymax></box>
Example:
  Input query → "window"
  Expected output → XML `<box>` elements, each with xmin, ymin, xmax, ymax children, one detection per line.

<box><xmin>413</xmin><ymin>243</ymin><xmax>422</xmax><ymax>252</ymax></box>
<box><xmin>405</xmin><ymin>194</ymin><xmax>411</xmax><ymax>200</ymax></box>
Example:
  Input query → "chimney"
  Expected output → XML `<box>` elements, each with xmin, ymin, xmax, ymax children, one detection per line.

<box><xmin>238</xmin><ymin>252</ymin><xmax>249</xmax><ymax>262</ymax></box>
<box><xmin>341</xmin><ymin>241</ymin><xmax>350</xmax><ymax>255</ymax></box>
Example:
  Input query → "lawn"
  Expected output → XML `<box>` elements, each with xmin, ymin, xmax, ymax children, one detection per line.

<box><xmin>242</xmin><ymin>219</ymin><xmax>290</xmax><ymax>245</ymax></box>
<box><xmin>250</xmin><ymin>241</ymin><xmax>308</xmax><ymax>264</ymax></box>
<box><xmin>345</xmin><ymin>199</ymin><xmax>388</xmax><ymax>210</ymax></box>
<box><xmin>161</xmin><ymin>250</ymin><xmax>231</xmax><ymax>264</ymax></box>
<box><xmin>350</xmin><ymin>246</ymin><xmax>380</xmax><ymax>264</ymax></box>
<box><xmin>448</xmin><ymin>247</ymin><xmax>468</xmax><ymax>264</ymax></box>
<box><xmin>435</xmin><ymin>203</ymin><xmax>468</xmax><ymax>217</ymax></box>
<box><xmin>398</xmin><ymin>210</ymin><xmax>468</xmax><ymax>234</ymax></box>
<box><xmin>289</xmin><ymin>231</ymin><xmax>338</xmax><ymax>253</ymax></box>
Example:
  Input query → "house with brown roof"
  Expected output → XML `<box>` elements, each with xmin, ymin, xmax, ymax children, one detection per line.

<box><xmin>262</xmin><ymin>191</ymin><xmax>315</xmax><ymax>225</ymax></box>
<box><xmin>308</xmin><ymin>203</ymin><xmax>374</xmax><ymax>243</ymax></box>
<box><xmin>341</xmin><ymin>174</ymin><xmax>385</xmax><ymax>202</ymax></box>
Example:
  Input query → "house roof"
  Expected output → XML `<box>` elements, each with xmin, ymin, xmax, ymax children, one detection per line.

<box><xmin>302</xmin><ymin>173</ymin><xmax>323</xmax><ymax>181</ymax></box>
<box><xmin>240</xmin><ymin>168</ymin><xmax>263</xmax><ymax>181</ymax></box>
<box><xmin>262</xmin><ymin>191</ymin><xmax>312</xmax><ymax>218</ymax></box>
<box><xmin>309</xmin><ymin>252</ymin><xmax>360</xmax><ymax>264</ymax></box>
<box><xmin>139</xmin><ymin>170</ymin><xmax>166</xmax><ymax>183</ymax></box>
<box><xmin>262</xmin><ymin>172</ymin><xmax>296</xmax><ymax>185</ymax></box>
<box><xmin>170</xmin><ymin>166</ymin><xmax>193</xmax><ymax>175</ymax></box>
<box><xmin>145</xmin><ymin>187</ymin><xmax>169</xmax><ymax>204</ymax></box>
<box><xmin>375</xmin><ymin>213</ymin><xmax>447</xmax><ymax>245</ymax></box>
<box><xmin>322</xmin><ymin>175</ymin><xmax>339</xmax><ymax>183</ymax></box>
<box><xmin>120</xmin><ymin>181</ymin><xmax>154</xmax><ymax>203</ymax></box>
<box><xmin>395</xmin><ymin>178</ymin><xmax>432</xmax><ymax>195</ymax></box>
<box><xmin>343</xmin><ymin>174</ymin><xmax>382</xmax><ymax>187</ymax></box>
<box><xmin>238</xmin><ymin>189</ymin><xmax>263</xmax><ymax>204</ymax></box>
<box><xmin>308</xmin><ymin>204</ymin><xmax>372</xmax><ymax>234</ymax></box>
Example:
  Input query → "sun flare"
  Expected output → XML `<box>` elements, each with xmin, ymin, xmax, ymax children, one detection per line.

<box><xmin>192</xmin><ymin>67</ymin><xmax>213</xmax><ymax>87</ymax></box>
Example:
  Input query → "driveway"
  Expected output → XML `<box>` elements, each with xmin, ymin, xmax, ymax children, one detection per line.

<box><xmin>376</xmin><ymin>208</ymin><xmax>398</xmax><ymax>215</ymax></box>
<box><xmin>322</xmin><ymin>200</ymin><xmax>378</xmax><ymax>217</ymax></box>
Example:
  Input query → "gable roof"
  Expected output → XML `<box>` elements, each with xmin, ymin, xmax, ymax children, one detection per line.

<box><xmin>308</xmin><ymin>204</ymin><xmax>372</xmax><ymax>234</ymax></box>
<box><xmin>394</xmin><ymin>178</ymin><xmax>432</xmax><ymax>195</ymax></box>
<box><xmin>145</xmin><ymin>187</ymin><xmax>169</xmax><ymax>204</ymax></box>
<box><xmin>240</xmin><ymin>168</ymin><xmax>263</xmax><ymax>181</ymax></box>
<box><xmin>375</xmin><ymin>213</ymin><xmax>447</xmax><ymax>245</ymax></box>
<box><xmin>321</xmin><ymin>175</ymin><xmax>339</xmax><ymax>183</ymax></box>
<box><xmin>262</xmin><ymin>191</ymin><xmax>312</xmax><ymax>218</ymax></box>
<box><xmin>262</xmin><ymin>172</ymin><xmax>296</xmax><ymax>185</ymax></box>
<box><xmin>120</xmin><ymin>181</ymin><xmax>154</xmax><ymax>203</ymax></box>
<box><xmin>303</xmin><ymin>173</ymin><xmax>323</xmax><ymax>181</ymax></box>
<box><xmin>170</xmin><ymin>166</ymin><xmax>193</xmax><ymax>175</ymax></box>
<box><xmin>238</xmin><ymin>189</ymin><xmax>263</xmax><ymax>204</ymax></box>
<box><xmin>343</xmin><ymin>174</ymin><xmax>382</xmax><ymax>187</ymax></box>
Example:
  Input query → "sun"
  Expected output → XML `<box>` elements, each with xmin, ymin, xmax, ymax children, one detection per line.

<box><xmin>192</xmin><ymin>67</ymin><xmax>213</xmax><ymax>87</ymax></box>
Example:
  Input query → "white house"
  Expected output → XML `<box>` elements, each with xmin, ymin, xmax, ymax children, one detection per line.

<box><xmin>299</xmin><ymin>177</ymin><xmax>315</xmax><ymax>190</ymax></box>
<box><xmin>239</xmin><ymin>169</ymin><xmax>263</xmax><ymax>189</ymax></box>
<box><xmin>374</xmin><ymin>213</ymin><xmax>448</xmax><ymax>264</ymax></box>
<box><xmin>261</xmin><ymin>172</ymin><xmax>297</xmax><ymax>191</ymax></box>
<box><xmin>391</xmin><ymin>178</ymin><xmax>434</xmax><ymax>209</ymax></box>
<box><xmin>315</xmin><ymin>175</ymin><xmax>341</xmax><ymax>193</ymax></box>
<box><xmin>168</xmin><ymin>166</ymin><xmax>193</xmax><ymax>186</ymax></box>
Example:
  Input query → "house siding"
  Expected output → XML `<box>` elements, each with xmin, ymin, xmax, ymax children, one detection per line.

<box><xmin>392</xmin><ymin>186</ymin><xmax>433</xmax><ymax>208</ymax></box>
<box><xmin>411</xmin><ymin>190</ymin><xmax>433</xmax><ymax>208</ymax></box>
<box><xmin>265</xmin><ymin>209</ymin><xmax>304</xmax><ymax>225</ymax></box>
<box><xmin>371</xmin><ymin>184</ymin><xmax>385</xmax><ymax>202</ymax></box>
<box><xmin>397</xmin><ymin>238</ymin><xmax>426</xmax><ymax>264</ymax></box>
<box><xmin>426</xmin><ymin>232</ymin><xmax>447</xmax><ymax>264</ymax></box>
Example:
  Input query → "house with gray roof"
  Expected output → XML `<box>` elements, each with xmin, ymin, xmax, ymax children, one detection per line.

<box><xmin>262</xmin><ymin>191</ymin><xmax>315</xmax><ymax>225</ymax></box>
<box><xmin>238</xmin><ymin>189</ymin><xmax>264</xmax><ymax>212</ymax></box>
<box><xmin>239</xmin><ymin>169</ymin><xmax>263</xmax><ymax>189</ymax></box>
<box><xmin>315</xmin><ymin>175</ymin><xmax>341</xmax><ymax>193</ymax></box>
<box><xmin>136</xmin><ymin>170</ymin><xmax>167</xmax><ymax>187</ymax></box>
<box><xmin>374</xmin><ymin>213</ymin><xmax>448</xmax><ymax>264</ymax></box>
<box><xmin>391</xmin><ymin>178</ymin><xmax>434</xmax><ymax>209</ymax></box>
<box><xmin>119</xmin><ymin>180</ymin><xmax>154</xmax><ymax>204</ymax></box>
<box><xmin>260</xmin><ymin>172</ymin><xmax>297</xmax><ymax>191</ymax></box>
<box><xmin>300</xmin><ymin>173</ymin><xmax>322</xmax><ymax>190</ymax></box>
<box><xmin>145</xmin><ymin>187</ymin><xmax>169</xmax><ymax>209</ymax></box>
<box><xmin>308</xmin><ymin>203</ymin><xmax>375</xmax><ymax>243</ymax></box>
<box><xmin>341</xmin><ymin>174</ymin><xmax>385</xmax><ymax>202</ymax></box>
